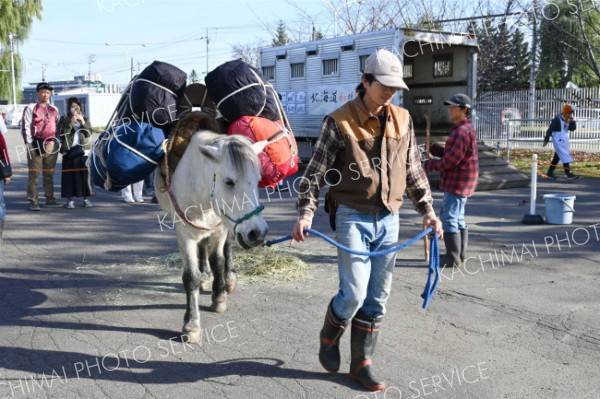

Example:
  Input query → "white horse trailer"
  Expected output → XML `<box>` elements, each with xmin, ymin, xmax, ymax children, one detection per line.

<box><xmin>260</xmin><ymin>28</ymin><xmax>478</xmax><ymax>160</ymax></box>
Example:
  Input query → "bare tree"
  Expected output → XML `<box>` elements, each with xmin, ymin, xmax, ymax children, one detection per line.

<box><xmin>231</xmin><ymin>42</ymin><xmax>265</xmax><ymax>68</ymax></box>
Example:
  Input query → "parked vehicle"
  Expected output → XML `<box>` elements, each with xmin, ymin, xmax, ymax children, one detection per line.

<box><xmin>260</xmin><ymin>27</ymin><xmax>479</xmax><ymax>160</ymax></box>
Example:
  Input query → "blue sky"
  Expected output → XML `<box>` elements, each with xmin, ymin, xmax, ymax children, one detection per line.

<box><xmin>18</xmin><ymin>0</ymin><xmax>329</xmax><ymax>87</ymax></box>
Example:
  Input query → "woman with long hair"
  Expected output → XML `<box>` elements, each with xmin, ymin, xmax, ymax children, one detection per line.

<box><xmin>58</xmin><ymin>97</ymin><xmax>94</xmax><ymax>208</ymax></box>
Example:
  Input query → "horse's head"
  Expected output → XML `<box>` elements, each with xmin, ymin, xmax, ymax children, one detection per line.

<box><xmin>197</xmin><ymin>134</ymin><xmax>269</xmax><ymax>248</ymax></box>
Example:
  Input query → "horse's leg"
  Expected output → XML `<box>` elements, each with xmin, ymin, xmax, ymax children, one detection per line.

<box><xmin>224</xmin><ymin>236</ymin><xmax>237</xmax><ymax>294</ymax></box>
<box><xmin>179</xmin><ymin>235</ymin><xmax>202</xmax><ymax>343</ymax></box>
<box><xmin>208</xmin><ymin>234</ymin><xmax>228</xmax><ymax>313</ymax></box>
<box><xmin>197</xmin><ymin>243</ymin><xmax>213</xmax><ymax>292</ymax></box>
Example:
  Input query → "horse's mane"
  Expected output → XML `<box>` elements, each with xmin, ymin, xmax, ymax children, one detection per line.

<box><xmin>195</xmin><ymin>132</ymin><xmax>260</xmax><ymax>177</ymax></box>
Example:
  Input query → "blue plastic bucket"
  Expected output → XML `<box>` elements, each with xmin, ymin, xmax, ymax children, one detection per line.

<box><xmin>543</xmin><ymin>194</ymin><xmax>576</xmax><ymax>225</ymax></box>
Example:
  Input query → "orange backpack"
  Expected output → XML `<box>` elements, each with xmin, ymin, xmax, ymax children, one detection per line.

<box><xmin>228</xmin><ymin>116</ymin><xmax>298</xmax><ymax>187</ymax></box>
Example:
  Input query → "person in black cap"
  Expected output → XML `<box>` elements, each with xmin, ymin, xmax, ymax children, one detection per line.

<box><xmin>21</xmin><ymin>82</ymin><xmax>61</xmax><ymax>211</ymax></box>
<box><xmin>424</xmin><ymin>93</ymin><xmax>479</xmax><ymax>268</ymax></box>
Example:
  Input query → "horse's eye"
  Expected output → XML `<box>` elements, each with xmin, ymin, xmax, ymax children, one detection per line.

<box><xmin>225</xmin><ymin>178</ymin><xmax>235</xmax><ymax>187</ymax></box>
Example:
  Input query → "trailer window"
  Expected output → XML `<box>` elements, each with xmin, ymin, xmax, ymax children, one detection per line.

<box><xmin>262</xmin><ymin>66</ymin><xmax>275</xmax><ymax>81</ymax></box>
<box><xmin>323</xmin><ymin>59</ymin><xmax>339</xmax><ymax>76</ymax></box>
<box><xmin>403</xmin><ymin>59</ymin><xmax>413</xmax><ymax>79</ymax></box>
<box><xmin>433</xmin><ymin>54</ymin><xmax>452</xmax><ymax>78</ymax></box>
<box><xmin>359</xmin><ymin>55</ymin><xmax>369</xmax><ymax>73</ymax></box>
<box><xmin>291</xmin><ymin>62</ymin><xmax>305</xmax><ymax>79</ymax></box>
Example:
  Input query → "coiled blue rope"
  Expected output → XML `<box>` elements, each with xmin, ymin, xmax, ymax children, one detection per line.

<box><xmin>265</xmin><ymin>227</ymin><xmax>441</xmax><ymax>309</ymax></box>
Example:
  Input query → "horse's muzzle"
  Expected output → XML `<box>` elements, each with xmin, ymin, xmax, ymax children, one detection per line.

<box><xmin>236</xmin><ymin>227</ymin><xmax>268</xmax><ymax>249</ymax></box>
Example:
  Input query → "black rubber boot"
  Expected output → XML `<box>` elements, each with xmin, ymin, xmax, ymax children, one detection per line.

<box><xmin>349</xmin><ymin>315</ymin><xmax>386</xmax><ymax>391</ymax></box>
<box><xmin>460</xmin><ymin>228</ymin><xmax>468</xmax><ymax>263</ymax></box>
<box><xmin>547</xmin><ymin>165</ymin><xmax>557</xmax><ymax>179</ymax></box>
<box><xmin>319</xmin><ymin>300</ymin><xmax>347</xmax><ymax>373</ymax></box>
<box><xmin>442</xmin><ymin>232</ymin><xmax>462</xmax><ymax>268</ymax></box>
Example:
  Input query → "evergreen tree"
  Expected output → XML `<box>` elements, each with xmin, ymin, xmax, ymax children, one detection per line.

<box><xmin>272</xmin><ymin>20</ymin><xmax>290</xmax><ymax>47</ymax></box>
<box><xmin>508</xmin><ymin>28</ymin><xmax>530</xmax><ymax>90</ymax></box>
<box><xmin>0</xmin><ymin>0</ymin><xmax>43</xmax><ymax>101</ymax></box>
<box><xmin>538</xmin><ymin>0</ymin><xmax>600</xmax><ymax>88</ymax></box>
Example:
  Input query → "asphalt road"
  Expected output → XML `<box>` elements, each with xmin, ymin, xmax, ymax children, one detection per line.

<box><xmin>0</xmin><ymin>128</ymin><xmax>599</xmax><ymax>399</ymax></box>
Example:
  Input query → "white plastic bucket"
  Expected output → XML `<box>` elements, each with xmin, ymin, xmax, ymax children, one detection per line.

<box><xmin>543</xmin><ymin>194</ymin><xmax>576</xmax><ymax>225</ymax></box>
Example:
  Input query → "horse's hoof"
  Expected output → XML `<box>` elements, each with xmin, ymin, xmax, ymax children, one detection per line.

<box><xmin>182</xmin><ymin>331</ymin><xmax>202</xmax><ymax>344</ymax></box>
<box><xmin>211</xmin><ymin>301</ymin><xmax>227</xmax><ymax>313</ymax></box>
<box><xmin>200</xmin><ymin>279</ymin><xmax>213</xmax><ymax>293</ymax></box>
<box><xmin>225</xmin><ymin>273</ymin><xmax>237</xmax><ymax>294</ymax></box>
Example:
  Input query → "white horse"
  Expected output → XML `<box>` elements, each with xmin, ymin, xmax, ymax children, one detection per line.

<box><xmin>155</xmin><ymin>130</ymin><xmax>268</xmax><ymax>343</ymax></box>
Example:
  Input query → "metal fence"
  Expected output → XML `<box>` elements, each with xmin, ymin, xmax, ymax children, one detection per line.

<box><xmin>474</xmin><ymin>88</ymin><xmax>600</xmax><ymax>152</ymax></box>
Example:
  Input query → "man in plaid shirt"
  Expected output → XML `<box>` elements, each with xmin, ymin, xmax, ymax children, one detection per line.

<box><xmin>425</xmin><ymin>93</ymin><xmax>479</xmax><ymax>269</ymax></box>
<box><xmin>291</xmin><ymin>49</ymin><xmax>442</xmax><ymax>392</ymax></box>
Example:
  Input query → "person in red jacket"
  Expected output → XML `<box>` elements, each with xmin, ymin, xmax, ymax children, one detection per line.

<box><xmin>425</xmin><ymin>93</ymin><xmax>479</xmax><ymax>268</ymax></box>
<box><xmin>21</xmin><ymin>82</ymin><xmax>61</xmax><ymax>211</ymax></box>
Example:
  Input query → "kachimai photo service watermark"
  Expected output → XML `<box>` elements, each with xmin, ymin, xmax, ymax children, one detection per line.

<box><xmin>97</xmin><ymin>0</ymin><xmax>145</xmax><ymax>14</ymax></box>
<box><xmin>0</xmin><ymin>321</ymin><xmax>238</xmax><ymax>399</ymax></box>
<box><xmin>354</xmin><ymin>361</ymin><xmax>490</xmax><ymax>399</ymax></box>
<box><xmin>442</xmin><ymin>223</ymin><xmax>600</xmax><ymax>280</ymax></box>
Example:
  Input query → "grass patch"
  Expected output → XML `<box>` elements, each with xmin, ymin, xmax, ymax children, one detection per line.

<box><xmin>154</xmin><ymin>245</ymin><xmax>312</xmax><ymax>283</ymax></box>
<box><xmin>502</xmin><ymin>149</ymin><xmax>600</xmax><ymax>179</ymax></box>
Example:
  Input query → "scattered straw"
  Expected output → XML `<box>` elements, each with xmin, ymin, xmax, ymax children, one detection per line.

<box><xmin>154</xmin><ymin>245</ymin><xmax>312</xmax><ymax>283</ymax></box>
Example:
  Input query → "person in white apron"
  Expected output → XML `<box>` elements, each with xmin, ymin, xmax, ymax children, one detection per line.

<box><xmin>543</xmin><ymin>104</ymin><xmax>578</xmax><ymax>179</ymax></box>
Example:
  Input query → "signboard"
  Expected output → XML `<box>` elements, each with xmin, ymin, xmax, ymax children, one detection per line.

<box><xmin>308</xmin><ymin>84</ymin><xmax>358</xmax><ymax>115</ymax></box>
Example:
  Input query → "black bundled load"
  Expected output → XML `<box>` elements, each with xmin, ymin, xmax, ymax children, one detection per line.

<box><xmin>205</xmin><ymin>59</ymin><xmax>279</xmax><ymax>123</ymax></box>
<box><xmin>128</xmin><ymin>60</ymin><xmax>187</xmax><ymax>132</ymax></box>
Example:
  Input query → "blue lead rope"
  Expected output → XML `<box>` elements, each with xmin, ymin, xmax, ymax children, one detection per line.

<box><xmin>264</xmin><ymin>227</ymin><xmax>441</xmax><ymax>309</ymax></box>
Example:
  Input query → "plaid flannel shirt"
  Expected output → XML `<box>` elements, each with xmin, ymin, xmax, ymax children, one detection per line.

<box><xmin>425</xmin><ymin>118</ymin><xmax>479</xmax><ymax>197</ymax></box>
<box><xmin>297</xmin><ymin>116</ymin><xmax>435</xmax><ymax>222</ymax></box>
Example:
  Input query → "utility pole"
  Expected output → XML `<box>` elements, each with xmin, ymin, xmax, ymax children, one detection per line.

<box><xmin>41</xmin><ymin>65</ymin><xmax>47</xmax><ymax>82</ymax></box>
<box><xmin>9</xmin><ymin>33</ymin><xmax>18</xmax><ymax>110</ymax></box>
<box><xmin>88</xmin><ymin>54</ymin><xmax>96</xmax><ymax>81</ymax></box>
<box><xmin>528</xmin><ymin>0</ymin><xmax>538</xmax><ymax>121</ymax></box>
<box><xmin>200</xmin><ymin>28</ymin><xmax>210</xmax><ymax>75</ymax></box>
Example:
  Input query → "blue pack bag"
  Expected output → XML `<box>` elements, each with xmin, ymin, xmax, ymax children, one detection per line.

<box><xmin>89</xmin><ymin>121</ymin><xmax>166</xmax><ymax>192</ymax></box>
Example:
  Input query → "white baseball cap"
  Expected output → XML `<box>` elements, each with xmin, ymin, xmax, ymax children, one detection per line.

<box><xmin>363</xmin><ymin>49</ymin><xmax>409</xmax><ymax>91</ymax></box>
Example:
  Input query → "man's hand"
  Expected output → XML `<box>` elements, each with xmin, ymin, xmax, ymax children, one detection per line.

<box><xmin>424</xmin><ymin>216</ymin><xmax>443</xmax><ymax>239</ymax></box>
<box><xmin>4</xmin><ymin>177</ymin><xmax>10</xmax><ymax>185</ymax></box>
<box><xmin>292</xmin><ymin>218</ymin><xmax>312</xmax><ymax>242</ymax></box>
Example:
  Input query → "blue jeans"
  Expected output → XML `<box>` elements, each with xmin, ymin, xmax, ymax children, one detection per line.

<box><xmin>440</xmin><ymin>192</ymin><xmax>467</xmax><ymax>233</ymax></box>
<box><xmin>331</xmin><ymin>204</ymin><xmax>399</xmax><ymax>322</ymax></box>
<box><xmin>0</xmin><ymin>180</ymin><xmax>5</xmax><ymax>220</ymax></box>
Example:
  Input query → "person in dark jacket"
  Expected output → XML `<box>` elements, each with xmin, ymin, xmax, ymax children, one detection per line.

<box><xmin>425</xmin><ymin>93</ymin><xmax>479</xmax><ymax>268</ymax></box>
<box><xmin>543</xmin><ymin>104</ymin><xmax>578</xmax><ymax>179</ymax></box>
<box><xmin>58</xmin><ymin>97</ymin><xmax>94</xmax><ymax>208</ymax></box>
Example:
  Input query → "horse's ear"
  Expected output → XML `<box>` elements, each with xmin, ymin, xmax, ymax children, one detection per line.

<box><xmin>251</xmin><ymin>140</ymin><xmax>268</xmax><ymax>155</ymax></box>
<box><xmin>198</xmin><ymin>144</ymin><xmax>220</xmax><ymax>161</ymax></box>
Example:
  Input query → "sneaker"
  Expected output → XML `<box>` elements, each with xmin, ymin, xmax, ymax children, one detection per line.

<box><xmin>83</xmin><ymin>199</ymin><xmax>93</xmax><ymax>208</ymax></box>
<box><xmin>123</xmin><ymin>197</ymin><xmax>135</xmax><ymax>204</ymax></box>
<box><xmin>134</xmin><ymin>198</ymin><xmax>144</xmax><ymax>203</ymax></box>
<box><xmin>65</xmin><ymin>201</ymin><xmax>75</xmax><ymax>209</ymax></box>
<box><xmin>44</xmin><ymin>199</ymin><xmax>62</xmax><ymax>208</ymax></box>
<box><xmin>546</xmin><ymin>172</ymin><xmax>557</xmax><ymax>180</ymax></box>
<box><xmin>29</xmin><ymin>203</ymin><xmax>41</xmax><ymax>211</ymax></box>
<box><xmin>565</xmin><ymin>172</ymin><xmax>579</xmax><ymax>180</ymax></box>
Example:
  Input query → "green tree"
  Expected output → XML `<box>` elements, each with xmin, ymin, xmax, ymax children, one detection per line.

<box><xmin>0</xmin><ymin>0</ymin><xmax>43</xmax><ymax>102</ymax></box>
<box><xmin>272</xmin><ymin>20</ymin><xmax>290</xmax><ymax>46</ymax></box>
<box><xmin>538</xmin><ymin>0</ymin><xmax>600</xmax><ymax>88</ymax></box>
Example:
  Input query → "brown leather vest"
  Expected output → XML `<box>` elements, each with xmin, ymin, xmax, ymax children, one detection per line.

<box><xmin>328</xmin><ymin>97</ymin><xmax>411</xmax><ymax>214</ymax></box>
